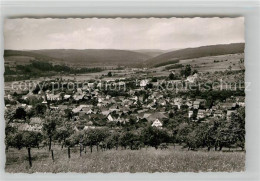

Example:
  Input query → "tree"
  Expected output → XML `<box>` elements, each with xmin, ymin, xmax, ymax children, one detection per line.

<box><xmin>120</xmin><ymin>131</ymin><xmax>140</xmax><ymax>150</ymax></box>
<box><xmin>151</xmin><ymin>77</ymin><xmax>158</xmax><ymax>82</ymax></box>
<box><xmin>5</xmin><ymin>124</ymin><xmax>17</xmax><ymax>150</ymax></box>
<box><xmin>64</xmin><ymin>109</ymin><xmax>73</xmax><ymax>120</ymax></box>
<box><xmin>65</xmin><ymin>132</ymin><xmax>82</xmax><ymax>159</ymax></box>
<box><xmin>7</xmin><ymin>131</ymin><xmax>43</xmax><ymax>167</ymax></box>
<box><xmin>230</xmin><ymin>107</ymin><xmax>245</xmax><ymax>150</ymax></box>
<box><xmin>55</xmin><ymin>122</ymin><xmax>73</xmax><ymax>149</ymax></box>
<box><xmin>83</xmin><ymin>128</ymin><xmax>109</xmax><ymax>152</ymax></box>
<box><xmin>6</xmin><ymin>132</ymin><xmax>24</xmax><ymax>150</ymax></box>
<box><xmin>14</xmin><ymin>107</ymin><xmax>26</xmax><ymax>120</ymax></box>
<box><xmin>168</xmin><ymin>111</ymin><xmax>174</xmax><ymax>119</ymax></box>
<box><xmin>169</xmin><ymin>73</ymin><xmax>175</xmax><ymax>80</ymax></box>
<box><xmin>34</xmin><ymin>103</ymin><xmax>47</xmax><ymax>116</ymax></box>
<box><xmin>107</xmin><ymin>72</ymin><xmax>112</xmax><ymax>77</ymax></box>
<box><xmin>180</xmin><ymin>64</ymin><xmax>192</xmax><ymax>77</ymax></box>
<box><xmin>42</xmin><ymin>114</ymin><xmax>57</xmax><ymax>151</ymax></box>
<box><xmin>192</xmin><ymin>69</ymin><xmax>198</xmax><ymax>75</ymax></box>
<box><xmin>141</xmin><ymin>126</ymin><xmax>169</xmax><ymax>149</ymax></box>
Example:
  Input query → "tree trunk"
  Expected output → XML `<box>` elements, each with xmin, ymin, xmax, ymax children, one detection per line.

<box><xmin>68</xmin><ymin>146</ymin><xmax>71</xmax><ymax>159</ymax></box>
<box><xmin>27</xmin><ymin>147</ymin><xmax>32</xmax><ymax>167</ymax></box>
<box><xmin>49</xmin><ymin>136</ymin><xmax>52</xmax><ymax>151</ymax></box>
<box><xmin>51</xmin><ymin>149</ymin><xmax>54</xmax><ymax>162</ymax></box>
<box><xmin>80</xmin><ymin>145</ymin><xmax>82</xmax><ymax>157</ymax></box>
<box><xmin>96</xmin><ymin>144</ymin><xmax>99</xmax><ymax>152</ymax></box>
<box><xmin>90</xmin><ymin>145</ymin><xmax>93</xmax><ymax>153</ymax></box>
<box><xmin>215</xmin><ymin>145</ymin><xmax>217</xmax><ymax>151</ymax></box>
<box><xmin>208</xmin><ymin>147</ymin><xmax>211</xmax><ymax>151</ymax></box>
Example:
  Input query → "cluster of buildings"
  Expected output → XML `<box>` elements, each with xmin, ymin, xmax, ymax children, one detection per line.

<box><xmin>4</xmin><ymin>71</ymin><xmax>245</xmax><ymax>132</ymax></box>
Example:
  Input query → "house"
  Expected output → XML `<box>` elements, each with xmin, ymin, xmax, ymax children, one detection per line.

<box><xmin>17</xmin><ymin>123</ymin><xmax>42</xmax><ymax>132</ymax></box>
<box><xmin>58</xmin><ymin>105</ymin><xmax>68</xmax><ymax>110</ymax></box>
<box><xmin>143</xmin><ymin>113</ymin><xmax>152</xmax><ymax>119</ymax></box>
<box><xmin>173</xmin><ymin>98</ymin><xmax>183</xmax><ymax>109</ymax></box>
<box><xmin>152</xmin><ymin>119</ymin><xmax>163</xmax><ymax>127</ymax></box>
<box><xmin>186</xmin><ymin>73</ymin><xmax>198</xmax><ymax>83</ymax></box>
<box><xmin>64</xmin><ymin>95</ymin><xmax>71</xmax><ymax>100</ymax></box>
<box><xmin>107</xmin><ymin>114</ymin><xmax>114</xmax><ymax>122</ymax></box>
<box><xmin>147</xmin><ymin>112</ymin><xmax>167</xmax><ymax>122</ymax></box>
<box><xmin>21</xmin><ymin>91</ymin><xmax>34</xmax><ymax>100</ymax></box>
<box><xmin>188</xmin><ymin>110</ymin><xmax>193</xmax><ymax>118</ymax></box>
<box><xmin>140</xmin><ymin>79</ymin><xmax>149</xmax><ymax>87</ymax></box>
<box><xmin>219</xmin><ymin>102</ymin><xmax>237</xmax><ymax>110</ymax></box>
<box><xmin>83</xmin><ymin>125</ymin><xmax>95</xmax><ymax>131</ymax></box>
<box><xmin>197</xmin><ymin>109</ymin><xmax>206</xmax><ymax>119</ymax></box>
<box><xmin>158</xmin><ymin>99</ymin><xmax>166</xmax><ymax>106</ymax></box>
<box><xmin>73</xmin><ymin>126</ymin><xmax>79</xmax><ymax>132</ymax></box>
<box><xmin>30</xmin><ymin>117</ymin><xmax>43</xmax><ymax>125</ymax></box>
<box><xmin>186</xmin><ymin>101</ymin><xmax>193</xmax><ymax>108</ymax></box>
<box><xmin>42</xmin><ymin>96</ymin><xmax>48</xmax><ymax>104</ymax></box>
<box><xmin>101</xmin><ymin>108</ymin><xmax>110</xmax><ymax>116</ymax></box>
<box><xmin>81</xmin><ymin>107</ymin><xmax>93</xmax><ymax>114</ymax></box>
<box><xmin>214</xmin><ymin>110</ymin><xmax>223</xmax><ymax>118</ymax></box>
<box><xmin>227</xmin><ymin>110</ymin><xmax>237</xmax><ymax>120</ymax></box>
<box><xmin>50</xmin><ymin>106</ymin><xmax>59</xmax><ymax>110</ymax></box>
<box><xmin>73</xmin><ymin>93</ymin><xmax>85</xmax><ymax>101</ymax></box>
<box><xmin>236</xmin><ymin>96</ymin><xmax>245</xmax><ymax>107</ymax></box>
<box><xmin>105</xmin><ymin>95</ymin><xmax>111</xmax><ymax>100</ymax></box>
<box><xmin>46</xmin><ymin>93</ymin><xmax>62</xmax><ymax>101</ymax></box>
<box><xmin>211</xmin><ymin>106</ymin><xmax>217</xmax><ymax>111</ymax></box>
<box><xmin>193</xmin><ymin>101</ymin><xmax>200</xmax><ymax>109</ymax></box>
<box><xmin>72</xmin><ymin>105</ymin><xmax>88</xmax><ymax>114</ymax></box>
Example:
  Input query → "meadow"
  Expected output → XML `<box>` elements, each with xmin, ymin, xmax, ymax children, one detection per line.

<box><xmin>5</xmin><ymin>146</ymin><xmax>245</xmax><ymax>173</ymax></box>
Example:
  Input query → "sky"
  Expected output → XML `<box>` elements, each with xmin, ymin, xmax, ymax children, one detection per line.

<box><xmin>4</xmin><ymin>17</ymin><xmax>244</xmax><ymax>50</ymax></box>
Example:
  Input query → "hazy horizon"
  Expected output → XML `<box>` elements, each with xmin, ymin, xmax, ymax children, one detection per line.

<box><xmin>5</xmin><ymin>42</ymin><xmax>244</xmax><ymax>52</ymax></box>
<box><xmin>4</xmin><ymin>17</ymin><xmax>244</xmax><ymax>51</ymax></box>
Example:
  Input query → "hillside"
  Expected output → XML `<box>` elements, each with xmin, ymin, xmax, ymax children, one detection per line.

<box><xmin>4</xmin><ymin>49</ymin><xmax>152</xmax><ymax>67</ymax></box>
<box><xmin>4</xmin><ymin>50</ymin><xmax>61</xmax><ymax>64</ymax></box>
<box><xmin>145</xmin><ymin>43</ymin><xmax>245</xmax><ymax>67</ymax></box>
<box><xmin>30</xmin><ymin>49</ymin><xmax>151</xmax><ymax>67</ymax></box>
<box><xmin>131</xmin><ymin>49</ymin><xmax>169</xmax><ymax>58</ymax></box>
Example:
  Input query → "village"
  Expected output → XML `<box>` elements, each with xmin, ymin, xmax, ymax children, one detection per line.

<box><xmin>4</xmin><ymin>66</ymin><xmax>245</xmax><ymax>134</ymax></box>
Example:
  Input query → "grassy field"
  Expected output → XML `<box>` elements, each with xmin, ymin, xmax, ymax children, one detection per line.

<box><xmin>5</xmin><ymin>146</ymin><xmax>245</xmax><ymax>173</ymax></box>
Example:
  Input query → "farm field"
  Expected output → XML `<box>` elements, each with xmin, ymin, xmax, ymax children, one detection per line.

<box><xmin>5</xmin><ymin>147</ymin><xmax>245</xmax><ymax>173</ymax></box>
<box><xmin>156</xmin><ymin>53</ymin><xmax>244</xmax><ymax>74</ymax></box>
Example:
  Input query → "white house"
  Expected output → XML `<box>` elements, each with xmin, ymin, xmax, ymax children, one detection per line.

<box><xmin>152</xmin><ymin>119</ymin><xmax>163</xmax><ymax>127</ymax></box>
<box><xmin>107</xmin><ymin>114</ymin><xmax>114</xmax><ymax>122</ymax></box>
<box><xmin>186</xmin><ymin>73</ymin><xmax>198</xmax><ymax>83</ymax></box>
<box><xmin>188</xmin><ymin>110</ymin><xmax>193</xmax><ymax>118</ymax></box>
<box><xmin>140</xmin><ymin>79</ymin><xmax>149</xmax><ymax>87</ymax></box>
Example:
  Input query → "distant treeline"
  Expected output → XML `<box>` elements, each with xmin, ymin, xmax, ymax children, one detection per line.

<box><xmin>153</xmin><ymin>60</ymin><xmax>179</xmax><ymax>68</ymax></box>
<box><xmin>4</xmin><ymin>61</ymin><xmax>103</xmax><ymax>82</ymax></box>
<box><xmin>164</xmin><ymin>64</ymin><xmax>184</xmax><ymax>70</ymax></box>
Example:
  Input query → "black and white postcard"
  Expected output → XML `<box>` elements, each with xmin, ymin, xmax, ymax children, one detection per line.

<box><xmin>4</xmin><ymin>17</ymin><xmax>245</xmax><ymax>173</ymax></box>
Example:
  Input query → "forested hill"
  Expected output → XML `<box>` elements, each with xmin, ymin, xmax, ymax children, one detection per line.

<box><xmin>4</xmin><ymin>49</ymin><xmax>151</xmax><ymax>67</ymax></box>
<box><xmin>144</xmin><ymin>43</ymin><xmax>245</xmax><ymax>67</ymax></box>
